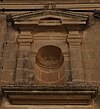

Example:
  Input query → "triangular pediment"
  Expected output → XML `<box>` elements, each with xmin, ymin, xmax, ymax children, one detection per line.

<box><xmin>10</xmin><ymin>10</ymin><xmax>89</xmax><ymax>26</ymax></box>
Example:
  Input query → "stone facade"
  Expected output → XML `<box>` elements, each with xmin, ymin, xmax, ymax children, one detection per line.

<box><xmin>0</xmin><ymin>0</ymin><xmax>100</xmax><ymax>109</ymax></box>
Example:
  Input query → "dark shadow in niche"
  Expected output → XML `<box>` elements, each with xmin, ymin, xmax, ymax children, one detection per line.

<box><xmin>68</xmin><ymin>71</ymin><xmax>72</xmax><ymax>81</ymax></box>
<box><xmin>0</xmin><ymin>90</ymin><xmax>2</xmax><ymax>106</ymax></box>
<box><xmin>95</xmin><ymin>94</ymin><xmax>100</xmax><ymax>109</ymax></box>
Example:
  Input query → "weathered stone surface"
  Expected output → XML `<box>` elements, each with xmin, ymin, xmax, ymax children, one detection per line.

<box><xmin>1</xmin><ymin>105</ymin><xmax>93</xmax><ymax>109</ymax></box>
<box><xmin>1</xmin><ymin>107</ymin><xmax>28</xmax><ymax>109</ymax></box>
<box><xmin>82</xmin><ymin>19</ymin><xmax>100</xmax><ymax>86</ymax></box>
<box><xmin>67</xmin><ymin>33</ymin><xmax>84</xmax><ymax>81</ymax></box>
<box><xmin>94</xmin><ymin>95</ymin><xmax>100</xmax><ymax>109</ymax></box>
<box><xmin>0</xmin><ymin>2</ymin><xmax>100</xmax><ymax>108</ymax></box>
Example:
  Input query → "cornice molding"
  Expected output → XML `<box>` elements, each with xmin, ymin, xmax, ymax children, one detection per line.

<box><xmin>1</xmin><ymin>0</ymin><xmax>100</xmax><ymax>4</ymax></box>
<box><xmin>6</xmin><ymin>10</ymin><xmax>89</xmax><ymax>30</ymax></box>
<box><xmin>1</xmin><ymin>82</ymin><xmax>98</xmax><ymax>105</ymax></box>
<box><xmin>12</xmin><ymin>10</ymin><xmax>89</xmax><ymax>20</ymax></box>
<box><xmin>0</xmin><ymin>2</ymin><xmax>100</xmax><ymax>11</ymax></box>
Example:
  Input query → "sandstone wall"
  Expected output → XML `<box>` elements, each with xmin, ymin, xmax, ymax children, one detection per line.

<box><xmin>82</xmin><ymin>17</ymin><xmax>100</xmax><ymax>109</ymax></box>
<box><xmin>82</xmin><ymin>17</ymin><xmax>100</xmax><ymax>85</ymax></box>
<box><xmin>0</xmin><ymin>15</ymin><xmax>18</xmax><ymax>85</ymax></box>
<box><xmin>0</xmin><ymin>14</ymin><xmax>100</xmax><ymax>109</ymax></box>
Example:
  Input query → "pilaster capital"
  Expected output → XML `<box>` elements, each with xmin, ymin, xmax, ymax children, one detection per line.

<box><xmin>17</xmin><ymin>31</ymin><xmax>33</xmax><ymax>50</ymax></box>
<box><xmin>67</xmin><ymin>31</ymin><xmax>83</xmax><ymax>46</ymax></box>
<box><xmin>17</xmin><ymin>31</ymin><xmax>33</xmax><ymax>46</ymax></box>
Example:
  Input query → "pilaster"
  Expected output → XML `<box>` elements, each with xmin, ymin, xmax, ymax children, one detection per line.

<box><xmin>67</xmin><ymin>31</ymin><xmax>84</xmax><ymax>81</ymax></box>
<box><xmin>0</xmin><ymin>88</ymin><xmax>2</xmax><ymax>105</ymax></box>
<box><xmin>15</xmin><ymin>31</ymin><xmax>33</xmax><ymax>83</ymax></box>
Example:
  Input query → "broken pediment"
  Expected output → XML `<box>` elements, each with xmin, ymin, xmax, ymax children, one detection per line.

<box><xmin>7</xmin><ymin>10</ymin><xmax>89</xmax><ymax>28</ymax></box>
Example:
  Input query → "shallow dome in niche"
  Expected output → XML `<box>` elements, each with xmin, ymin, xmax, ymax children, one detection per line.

<box><xmin>36</xmin><ymin>45</ymin><xmax>64</xmax><ymax>69</ymax></box>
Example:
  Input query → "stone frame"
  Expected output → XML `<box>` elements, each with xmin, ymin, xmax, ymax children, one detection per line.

<box><xmin>0</xmin><ymin>9</ymin><xmax>97</xmax><ymax>105</ymax></box>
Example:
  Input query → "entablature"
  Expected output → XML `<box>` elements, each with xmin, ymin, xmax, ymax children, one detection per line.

<box><xmin>0</xmin><ymin>0</ymin><xmax>100</xmax><ymax>11</ymax></box>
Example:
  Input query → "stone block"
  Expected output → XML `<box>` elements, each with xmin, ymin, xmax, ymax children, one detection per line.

<box><xmin>70</xmin><ymin>49</ymin><xmax>82</xmax><ymax>58</ymax></box>
<box><xmin>93</xmin><ymin>59</ymin><xmax>100</xmax><ymax>69</ymax></box>
<box><xmin>15</xmin><ymin>69</ymin><xmax>24</xmax><ymax>82</ymax></box>
<box><xmin>72</xmin><ymin>69</ymin><xmax>84</xmax><ymax>81</ymax></box>
<box><xmin>33</xmin><ymin>39</ymin><xmax>68</xmax><ymax>54</ymax></box>
<box><xmin>87</xmin><ymin>50</ymin><xmax>96</xmax><ymax>59</ymax></box>
<box><xmin>82</xmin><ymin>50</ymin><xmax>90</xmax><ymax>60</ymax></box>
<box><xmin>1</xmin><ymin>70</ymin><xmax>14</xmax><ymax>84</ymax></box>
<box><xmin>3</xmin><ymin>59</ymin><xmax>16</xmax><ymax>70</ymax></box>
<box><xmin>17</xmin><ymin>58</ymin><xmax>33</xmax><ymax>70</ymax></box>
<box><xmin>35</xmin><ymin>65</ymin><xmax>42</xmax><ymax>79</ymax></box>
<box><xmin>16</xmin><ymin>69</ymin><xmax>34</xmax><ymax>83</ymax></box>
<box><xmin>91</xmin><ymin>69</ymin><xmax>100</xmax><ymax>82</ymax></box>
<box><xmin>95</xmin><ymin>50</ymin><xmax>100</xmax><ymax>59</ymax></box>
<box><xmin>1</xmin><ymin>107</ymin><xmax>28</xmax><ymax>109</ymax></box>
<box><xmin>1</xmin><ymin>105</ymin><xmax>93</xmax><ymax>109</ymax></box>
<box><xmin>18</xmin><ymin>50</ymin><xmax>30</xmax><ymax>58</ymax></box>
<box><xmin>82</xmin><ymin>42</ymin><xmax>96</xmax><ymax>50</ymax></box>
<box><xmin>42</xmin><ymin>70</ymin><xmax>59</xmax><ymax>82</ymax></box>
<box><xmin>83</xmin><ymin>59</ymin><xmax>95</xmax><ymax>70</ymax></box>
<box><xmin>64</xmin><ymin>60</ymin><xmax>71</xmax><ymax>70</ymax></box>
<box><xmin>84</xmin><ymin>70</ymin><xmax>92</xmax><ymax>81</ymax></box>
<box><xmin>66</xmin><ymin>70</ymin><xmax>72</xmax><ymax>81</ymax></box>
<box><xmin>4</xmin><ymin>42</ymin><xmax>18</xmax><ymax>52</ymax></box>
<box><xmin>70</xmin><ymin>58</ymin><xmax>83</xmax><ymax>69</ymax></box>
<box><xmin>3</xmin><ymin>51</ymin><xmax>17</xmax><ymax>59</ymax></box>
<box><xmin>0</xmin><ymin>42</ymin><xmax>4</xmax><ymax>51</ymax></box>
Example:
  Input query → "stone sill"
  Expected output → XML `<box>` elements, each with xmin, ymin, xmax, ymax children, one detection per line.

<box><xmin>1</xmin><ymin>84</ymin><xmax>98</xmax><ymax>105</ymax></box>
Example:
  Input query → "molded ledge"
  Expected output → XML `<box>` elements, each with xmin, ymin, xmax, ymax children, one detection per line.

<box><xmin>1</xmin><ymin>83</ymin><xmax>98</xmax><ymax>105</ymax></box>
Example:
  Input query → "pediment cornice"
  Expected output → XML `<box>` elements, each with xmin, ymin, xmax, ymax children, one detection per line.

<box><xmin>7</xmin><ymin>9</ymin><xmax>89</xmax><ymax>28</ymax></box>
<box><xmin>12</xmin><ymin>10</ymin><xmax>89</xmax><ymax>20</ymax></box>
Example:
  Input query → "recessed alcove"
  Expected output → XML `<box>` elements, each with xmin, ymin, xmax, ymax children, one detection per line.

<box><xmin>35</xmin><ymin>45</ymin><xmax>65</xmax><ymax>85</ymax></box>
<box><xmin>38</xmin><ymin>17</ymin><xmax>62</xmax><ymax>26</ymax></box>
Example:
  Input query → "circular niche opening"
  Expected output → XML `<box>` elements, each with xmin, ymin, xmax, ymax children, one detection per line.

<box><xmin>35</xmin><ymin>45</ymin><xmax>65</xmax><ymax>85</ymax></box>
<box><xmin>36</xmin><ymin>45</ymin><xmax>64</xmax><ymax>69</ymax></box>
